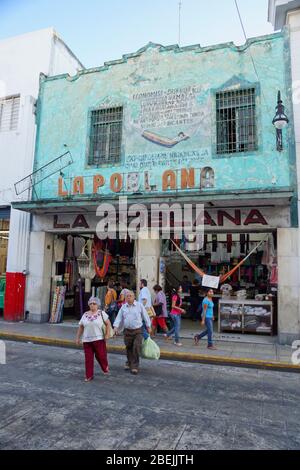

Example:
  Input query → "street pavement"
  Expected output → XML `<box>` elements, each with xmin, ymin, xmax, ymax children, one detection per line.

<box><xmin>0</xmin><ymin>341</ymin><xmax>300</xmax><ymax>450</ymax></box>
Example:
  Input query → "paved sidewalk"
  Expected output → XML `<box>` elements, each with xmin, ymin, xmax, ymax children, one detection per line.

<box><xmin>0</xmin><ymin>319</ymin><xmax>299</xmax><ymax>372</ymax></box>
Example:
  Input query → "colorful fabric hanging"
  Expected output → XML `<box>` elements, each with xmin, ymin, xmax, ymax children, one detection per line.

<box><xmin>92</xmin><ymin>240</ymin><xmax>112</xmax><ymax>280</ymax></box>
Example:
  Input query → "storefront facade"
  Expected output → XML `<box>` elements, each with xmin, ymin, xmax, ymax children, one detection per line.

<box><xmin>13</xmin><ymin>32</ymin><xmax>299</xmax><ymax>344</ymax></box>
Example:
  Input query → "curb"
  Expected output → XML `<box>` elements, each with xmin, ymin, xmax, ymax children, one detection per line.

<box><xmin>1</xmin><ymin>331</ymin><xmax>299</xmax><ymax>373</ymax></box>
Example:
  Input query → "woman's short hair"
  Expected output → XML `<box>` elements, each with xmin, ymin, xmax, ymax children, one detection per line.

<box><xmin>153</xmin><ymin>284</ymin><xmax>162</xmax><ymax>292</ymax></box>
<box><xmin>88</xmin><ymin>296</ymin><xmax>101</xmax><ymax>307</ymax></box>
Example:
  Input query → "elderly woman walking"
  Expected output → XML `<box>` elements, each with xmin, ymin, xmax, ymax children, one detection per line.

<box><xmin>76</xmin><ymin>296</ymin><xmax>111</xmax><ymax>382</ymax></box>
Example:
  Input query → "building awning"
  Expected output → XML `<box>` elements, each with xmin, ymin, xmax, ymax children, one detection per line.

<box><xmin>11</xmin><ymin>188</ymin><xmax>294</xmax><ymax>215</ymax></box>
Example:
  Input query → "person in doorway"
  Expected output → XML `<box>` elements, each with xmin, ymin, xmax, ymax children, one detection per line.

<box><xmin>76</xmin><ymin>297</ymin><xmax>110</xmax><ymax>382</ymax></box>
<box><xmin>182</xmin><ymin>275</ymin><xmax>192</xmax><ymax>293</ymax></box>
<box><xmin>163</xmin><ymin>286</ymin><xmax>185</xmax><ymax>347</ymax></box>
<box><xmin>151</xmin><ymin>285</ymin><xmax>169</xmax><ymax>336</ymax></box>
<box><xmin>189</xmin><ymin>279</ymin><xmax>201</xmax><ymax>322</ymax></box>
<box><xmin>139</xmin><ymin>279</ymin><xmax>155</xmax><ymax>324</ymax></box>
<box><xmin>113</xmin><ymin>291</ymin><xmax>151</xmax><ymax>375</ymax></box>
<box><xmin>105</xmin><ymin>279</ymin><xmax>118</xmax><ymax>324</ymax></box>
<box><xmin>194</xmin><ymin>289</ymin><xmax>217</xmax><ymax>350</ymax></box>
<box><xmin>138</xmin><ymin>279</ymin><xmax>152</xmax><ymax>308</ymax></box>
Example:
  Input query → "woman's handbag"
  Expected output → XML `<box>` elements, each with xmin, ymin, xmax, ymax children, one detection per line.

<box><xmin>146</xmin><ymin>306</ymin><xmax>156</xmax><ymax>318</ymax></box>
<box><xmin>100</xmin><ymin>311</ymin><xmax>114</xmax><ymax>339</ymax></box>
<box><xmin>141</xmin><ymin>337</ymin><xmax>160</xmax><ymax>360</ymax></box>
<box><xmin>153</xmin><ymin>303</ymin><xmax>163</xmax><ymax>317</ymax></box>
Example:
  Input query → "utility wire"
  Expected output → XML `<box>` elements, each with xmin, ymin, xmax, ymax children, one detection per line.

<box><xmin>234</xmin><ymin>0</ymin><xmax>261</xmax><ymax>83</ymax></box>
<box><xmin>234</xmin><ymin>0</ymin><xmax>274</xmax><ymax>117</ymax></box>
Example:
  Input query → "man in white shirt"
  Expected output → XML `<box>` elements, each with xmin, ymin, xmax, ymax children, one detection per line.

<box><xmin>114</xmin><ymin>291</ymin><xmax>151</xmax><ymax>375</ymax></box>
<box><xmin>138</xmin><ymin>279</ymin><xmax>152</xmax><ymax>308</ymax></box>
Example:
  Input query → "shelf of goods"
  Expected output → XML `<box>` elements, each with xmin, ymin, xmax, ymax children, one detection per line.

<box><xmin>218</xmin><ymin>299</ymin><xmax>273</xmax><ymax>335</ymax></box>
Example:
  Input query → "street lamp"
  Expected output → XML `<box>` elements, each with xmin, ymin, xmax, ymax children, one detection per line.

<box><xmin>272</xmin><ymin>91</ymin><xmax>289</xmax><ymax>152</ymax></box>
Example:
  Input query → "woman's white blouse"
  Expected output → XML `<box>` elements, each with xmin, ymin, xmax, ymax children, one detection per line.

<box><xmin>79</xmin><ymin>310</ymin><xmax>109</xmax><ymax>342</ymax></box>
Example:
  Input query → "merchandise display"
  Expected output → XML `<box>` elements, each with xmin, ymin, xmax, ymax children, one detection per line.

<box><xmin>49</xmin><ymin>284</ymin><xmax>66</xmax><ymax>323</ymax></box>
<box><xmin>219</xmin><ymin>300</ymin><xmax>273</xmax><ymax>335</ymax></box>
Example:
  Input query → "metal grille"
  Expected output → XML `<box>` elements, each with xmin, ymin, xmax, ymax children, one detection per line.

<box><xmin>14</xmin><ymin>151</ymin><xmax>73</xmax><ymax>196</ymax></box>
<box><xmin>0</xmin><ymin>95</ymin><xmax>20</xmax><ymax>132</ymax></box>
<box><xmin>216</xmin><ymin>88</ymin><xmax>257</xmax><ymax>154</ymax></box>
<box><xmin>88</xmin><ymin>106</ymin><xmax>123</xmax><ymax>165</ymax></box>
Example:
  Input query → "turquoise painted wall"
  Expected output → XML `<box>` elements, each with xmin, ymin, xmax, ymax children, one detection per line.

<box><xmin>33</xmin><ymin>32</ymin><xmax>294</xmax><ymax>200</ymax></box>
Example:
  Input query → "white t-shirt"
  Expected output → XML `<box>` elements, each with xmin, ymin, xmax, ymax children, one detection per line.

<box><xmin>138</xmin><ymin>286</ymin><xmax>152</xmax><ymax>308</ymax></box>
<box><xmin>79</xmin><ymin>310</ymin><xmax>109</xmax><ymax>342</ymax></box>
<box><xmin>220</xmin><ymin>284</ymin><xmax>233</xmax><ymax>298</ymax></box>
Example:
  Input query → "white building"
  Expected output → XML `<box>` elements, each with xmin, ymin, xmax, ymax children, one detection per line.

<box><xmin>269</xmin><ymin>0</ymin><xmax>300</xmax><ymax>344</ymax></box>
<box><xmin>0</xmin><ymin>28</ymin><xmax>84</xmax><ymax>320</ymax></box>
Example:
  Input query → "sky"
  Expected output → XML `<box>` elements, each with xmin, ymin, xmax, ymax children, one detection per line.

<box><xmin>0</xmin><ymin>0</ymin><xmax>274</xmax><ymax>69</ymax></box>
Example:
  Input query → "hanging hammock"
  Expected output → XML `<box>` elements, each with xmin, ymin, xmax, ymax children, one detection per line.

<box><xmin>92</xmin><ymin>240</ymin><xmax>112</xmax><ymax>280</ymax></box>
<box><xmin>171</xmin><ymin>236</ymin><xmax>269</xmax><ymax>285</ymax></box>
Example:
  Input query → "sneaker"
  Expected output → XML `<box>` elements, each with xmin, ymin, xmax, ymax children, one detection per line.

<box><xmin>207</xmin><ymin>345</ymin><xmax>217</xmax><ymax>350</ymax></box>
<box><xmin>174</xmin><ymin>342</ymin><xmax>183</xmax><ymax>347</ymax></box>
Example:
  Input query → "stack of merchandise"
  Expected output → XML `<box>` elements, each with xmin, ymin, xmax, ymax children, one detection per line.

<box><xmin>221</xmin><ymin>318</ymin><xmax>242</xmax><ymax>330</ymax></box>
<box><xmin>244</xmin><ymin>317</ymin><xmax>260</xmax><ymax>330</ymax></box>
<box><xmin>256</xmin><ymin>323</ymin><xmax>271</xmax><ymax>333</ymax></box>
<box><xmin>236</xmin><ymin>290</ymin><xmax>247</xmax><ymax>300</ymax></box>
<box><xmin>49</xmin><ymin>285</ymin><xmax>67</xmax><ymax>323</ymax></box>
<box><xmin>244</xmin><ymin>306</ymin><xmax>270</xmax><ymax>317</ymax></box>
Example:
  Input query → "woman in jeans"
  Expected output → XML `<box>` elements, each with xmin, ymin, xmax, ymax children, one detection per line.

<box><xmin>194</xmin><ymin>289</ymin><xmax>217</xmax><ymax>350</ymax></box>
<box><xmin>164</xmin><ymin>286</ymin><xmax>185</xmax><ymax>347</ymax></box>
<box><xmin>76</xmin><ymin>297</ymin><xmax>111</xmax><ymax>382</ymax></box>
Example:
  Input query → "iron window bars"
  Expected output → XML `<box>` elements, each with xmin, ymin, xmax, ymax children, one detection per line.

<box><xmin>0</xmin><ymin>95</ymin><xmax>20</xmax><ymax>132</ymax></box>
<box><xmin>88</xmin><ymin>106</ymin><xmax>123</xmax><ymax>166</ymax></box>
<box><xmin>216</xmin><ymin>88</ymin><xmax>257</xmax><ymax>155</ymax></box>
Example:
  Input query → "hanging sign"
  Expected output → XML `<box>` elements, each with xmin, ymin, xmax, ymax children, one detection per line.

<box><xmin>202</xmin><ymin>275</ymin><xmax>220</xmax><ymax>289</ymax></box>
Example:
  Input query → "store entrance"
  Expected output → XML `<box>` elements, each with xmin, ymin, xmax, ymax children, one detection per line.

<box><xmin>50</xmin><ymin>234</ymin><xmax>136</xmax><ymax>323</ymax></box>
<box><xmin>164</xmin><ymin>231</ymin><xmax>278</xmax><ymax>338</ymax></box>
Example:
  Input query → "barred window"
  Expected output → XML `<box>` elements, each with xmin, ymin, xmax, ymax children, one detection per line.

<box><xmin>216</xmin><ymin>88</ymin><xmax>257</xmax><ymax>154</ymax></box>
<box><xmin>88</xmin><ymin>106</ymin><xmax>123</xmax><ymax>165</ymax></box>
<box><xmin>0</xmin><ymin>95</ymin><xmax>20</xmax><ymax>132</ymax></box>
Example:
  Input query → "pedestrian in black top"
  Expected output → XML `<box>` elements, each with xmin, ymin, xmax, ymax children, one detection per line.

<box><xmin>189</xmin><ymin>279</ymin><xmax>201</xmax><ymax>322</ymax></box>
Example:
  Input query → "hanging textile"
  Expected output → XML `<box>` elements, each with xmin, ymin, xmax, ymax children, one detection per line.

<box><xmin>49</xmin><ymin>285</ymin><xmax>66</xmax><ymax>323</ymax></box>
<box><xmin>54</xmin><ymin>238</ymin><xmax>66</xmax><ymax>262</ymax></box>
<box><xmin>74</xmin><ymin>237</ymin><xmax>85</xmax><ymax>257</ymax></box>
<box><xmin>66</xmin><ymin>235</ymin><xmax>74</xmax><ymax>258</ymax></box>
<box><xmin>92</xmin><ymin>240</ymin><xmax>112</xmax><ymax>280</ymax></box>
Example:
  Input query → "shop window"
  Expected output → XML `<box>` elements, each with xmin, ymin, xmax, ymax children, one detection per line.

<box><xmin>0</xmin><ymin>95</ymin><xmax>20</xmax><ymax>132</ymax></box>
<box><xmin>88</xmin><ymin>106</ymin><xmax>123</xmax><ymax>166</ymax></box>
<box><xmin>216</xmin><ymin>88</ymin><xmax>257</xmax><ymax>154</ymax></box>
<box><xmin>201</xmin><ymin>167</ymin><xmax>215</xmax><ymax>189</ymax></box>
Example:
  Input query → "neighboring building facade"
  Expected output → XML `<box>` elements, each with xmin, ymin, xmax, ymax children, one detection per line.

<box><xmin>269</xmin><ymin>0</ymin><xmax>300</xmax><ymax>343</ymax></box>
<box><xmin>0</xmin><ymin>28</ymin><xmax>84</xmax><ymax>319</ymax></box>
<box><xmin>13</xmin><ymin>32</ymin><xmax>299</xmax><ymax>343</ymax></box>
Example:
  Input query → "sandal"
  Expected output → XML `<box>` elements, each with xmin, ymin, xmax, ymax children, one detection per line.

<box><xmin>163</xmin><ymin>334</ymin><xmax>172</xmax><ymax>342</ymax></box>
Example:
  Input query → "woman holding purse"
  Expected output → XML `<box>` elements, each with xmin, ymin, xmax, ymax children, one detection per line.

<box><xmin>151</xmin><ymin>285</ymin><xmax>169</xmax><ymax>336</ymax></box>
<box><xmin>76</xmin><ymin>296</ymin><xmax>111</xmax><ymax>382</ymax></box>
